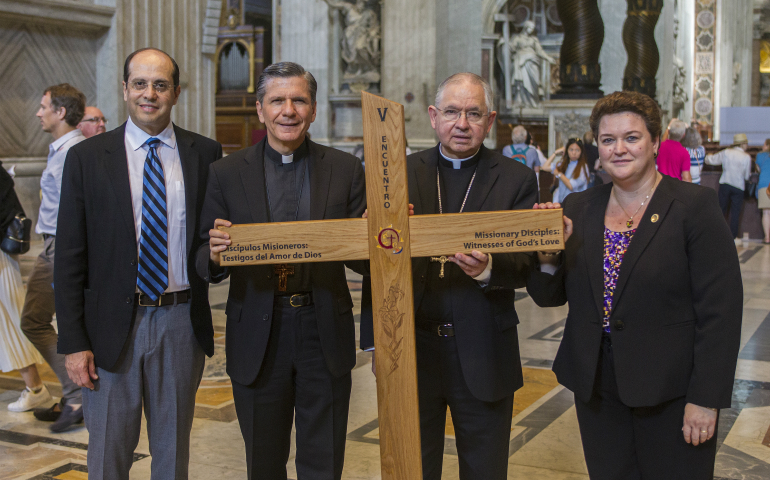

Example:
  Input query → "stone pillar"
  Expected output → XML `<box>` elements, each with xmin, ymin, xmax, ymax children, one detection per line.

<box><xmin>553</xmin><ymin>0</ymin><xmax>604</xmax><ymax>99</ymax></box>
<box><xmin>622</xmin><ymin>0</ymin><xmax>663</xmax><ymax>99</ymax></box>
<box><xmin>279</xmin><ymin>0</ymin><xmax>331</xmax><ymax>142</ymax></box>
<box><xmin>382</xmin><ymin>0</ymin><xmax>437</xmax><ymax>149</ymax></box>
<box><xmin>113</xmin><ymin>0</ymin><xmax>218</xmax><ymax>139</ymax></box>
<box><xmin>435</xmin><ymin>0</ymin><xmax>483</xmax><ymax>85</ymax></box>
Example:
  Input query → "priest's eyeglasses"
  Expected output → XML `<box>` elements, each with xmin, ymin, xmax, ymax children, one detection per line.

<box><xmin>128</xmin><ymin>81</ymin><xmax>173</xmax><ymax>93</ymax></box>
<box><xmin>436</xmin><ymin>108</ymin><xmax>489</xmax><ymax>124</ymax></box>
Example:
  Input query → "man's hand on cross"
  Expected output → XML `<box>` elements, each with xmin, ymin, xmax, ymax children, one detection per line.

<box><xmin>448</xmin><ymin>251</ymin><xmax>489</xmax><ymax>278</ymax></box>
<box><xmin>209</xmin><ymin>218</ymin><xmax>233</xmax><ymax>264</ymax></box>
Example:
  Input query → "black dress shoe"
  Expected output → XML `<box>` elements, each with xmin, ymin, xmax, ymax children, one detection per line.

<box><xmin>33</xmin><ymin>403</ymin><xmax>61</xmax><ymax>422</ymax></box>
<box><xmin>50</xmin><ymin>404</ymin><xmax>83</xmax><ymax>433</ymax></box>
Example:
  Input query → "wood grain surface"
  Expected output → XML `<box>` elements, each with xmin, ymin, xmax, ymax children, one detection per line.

<box><xmin>361</xmin><ymin>91</ymin><xmax>423</xmax><ymax>479</ymax></box>
<box><xmin>219</xmin><ymin>209</ymin><xmax>564</xmax><ymax>266</ymax></box>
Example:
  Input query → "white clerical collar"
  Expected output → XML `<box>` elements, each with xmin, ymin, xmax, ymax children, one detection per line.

<box><xmin>282</xmin><ymin>153</ymin><xmax>294</xmax><ymax>164</ymax></box>
<box><xmin>439</xmin><ymin>144</ymin><xmax>479</xmax><ymax>169</ymax></box>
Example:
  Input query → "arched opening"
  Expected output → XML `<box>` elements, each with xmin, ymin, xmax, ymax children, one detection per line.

<box><xmin>218</xmin><ymin>41</ymin><xmax>250</xmax><ymax>91</ymax></box>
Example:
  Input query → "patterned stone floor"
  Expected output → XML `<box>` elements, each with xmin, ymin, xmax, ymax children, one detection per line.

<box><xmin>2</xmin><ymin>242</ymin><xmax>770</xmax><ymax>478</ymax></box>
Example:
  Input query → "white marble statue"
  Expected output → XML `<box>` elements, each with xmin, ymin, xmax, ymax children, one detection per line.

<box><xmin>500</xmin><ymin>20</ymin><xmax>554</xmax><ymax>108</ymax></box>
<box><xmin>323</xmin><ymin>0</ymin><xmax>381</xmax><ymax>83</ymax></box>
<box><xmin>672</xmin><ymin>54</ymin><xmax>688</xmax><ymax>117</ymax></box>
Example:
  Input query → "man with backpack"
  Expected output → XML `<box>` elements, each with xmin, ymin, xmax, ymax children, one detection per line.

<box><xmin>502</xmin><ymin>125</ymin><xmax>540</xmax><ymax>172</ymax></box>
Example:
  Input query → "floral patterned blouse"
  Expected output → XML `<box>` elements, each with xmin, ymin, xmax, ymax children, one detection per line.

<box><xmin>603</xmin><ymin>227</ymin><xmax>636</xmax><ymax>333</ymax></box>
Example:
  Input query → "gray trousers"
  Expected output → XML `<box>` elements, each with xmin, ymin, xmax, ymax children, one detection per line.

<box><xmin>20</xmin><ymin>235</ymin><xmax>81</xmax><ymax>404</ymax></box>
<box><xmin>83</xmin><ymin>302</ymin><xmax>205</xmax><ymax>480</ymax></box>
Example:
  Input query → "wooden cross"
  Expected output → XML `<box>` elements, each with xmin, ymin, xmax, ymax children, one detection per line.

<box><xmin>219</xmin><ymin>92</ymin><xmax>564</xmax><ymax>479</ymax></box>
<box><xmin>273</xmin><ymin>264</ymin><xmax>294</xmax><ymax>292</ymax></box>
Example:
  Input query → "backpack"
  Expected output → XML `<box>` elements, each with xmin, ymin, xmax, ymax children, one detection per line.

<box><xmin>507</xmin><ymin>145</ymin><xmax>529</xmax><ymax>166</ymax></box>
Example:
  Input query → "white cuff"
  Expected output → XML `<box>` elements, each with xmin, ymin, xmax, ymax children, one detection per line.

<box><xmin>539</xmin><ymin>262</ymin><xmax>560</xmax><ymax>275</ymax></box>
<box><xmin>473</xmin><ymin>253</ymin><xmax>493</xmax><ymax>285</ymax></box>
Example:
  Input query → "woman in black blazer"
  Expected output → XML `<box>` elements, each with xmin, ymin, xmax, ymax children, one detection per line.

<box><xmin>527</xmin><ymin>91</ymin><xmax>742</xmax><ymax>479</ymax></box>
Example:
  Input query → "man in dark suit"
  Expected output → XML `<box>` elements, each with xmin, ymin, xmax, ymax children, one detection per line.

<box><xmin>55</xmin><ymin>48</ymin><xmax>222</xmax><ymax>479</ymax></box>
<box><xmin>362</xmin><ymin>73</ymin><xmax>538</xmax><ymax>479</ymax></box>
<box><xmin>583</xmin><ymin>131</ymin><xmax>600</xmax><ymax>173</ymax></box>
<box><xmin>198</xmin><ymin>62</ymin><xmax>366</xmax><ymax>480</ymax></box>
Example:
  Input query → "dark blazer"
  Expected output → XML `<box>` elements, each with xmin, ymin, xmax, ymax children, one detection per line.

<box><xmin>195</xmin><ymin>139</ymin><xmax>366</xmax><ymax>386</ymax></box>
<box><xmin>362</xmin><ymin>144</ymin><xmax>539</xmax><ymax>402</ymax></box>
<box><xmin>584</xmin><ymin>143</ymin><xmax>599</xmax><ymax>173</ymax></box>
<box><xmin>55</xmin><ymin>123</ymin><xmax>223</xmax><ymax>371</ymax></box>
<box><xmin>527</xmin><ymin>176</ymin><xmax>742</xmax><ymax>408</ymax></box>
<box><xmin>0</xmin><ymin>162</ymin><xmax>25</xmax><ymax>230</ymax></box>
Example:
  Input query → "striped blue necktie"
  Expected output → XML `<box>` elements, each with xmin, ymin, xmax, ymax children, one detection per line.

<box><xmin>137</xmin><ymin>137</ymin><xmax>169</xmax><ymax>301</ymax></box>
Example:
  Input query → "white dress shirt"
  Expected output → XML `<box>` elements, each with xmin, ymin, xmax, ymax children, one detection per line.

<box><xmin>706</xmin><ymin>146</ymin><xmax>752</xmax><ymax>191</ymax></box>
<box><xmin>125</xmin><ymin>117</ymin><xmax>188</xmax><ymax>292</ymax></box>
<box><xmin>38</xmin><ymin>128</ymin><xmax>85</xmax><ymax>235</ymax></box>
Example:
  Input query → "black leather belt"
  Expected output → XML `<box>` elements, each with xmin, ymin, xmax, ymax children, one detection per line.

<box><xmin>416</xmin><ymin>320</ymin><xmax>455</xmax><ymax>337</ymax></box>
<box><xmin>136</xmin><ymin>289</ymin><xmax>191</xmax><ymax>307</ymax></box>
<box><xmin>275</xmin><ymin>292</ymin><xmax>313</xmax><ymax>308</ymax></box>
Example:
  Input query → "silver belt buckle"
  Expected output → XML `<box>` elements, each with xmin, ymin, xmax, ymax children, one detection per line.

<box><xmin>289</xmin><ymin>294</ymin><xmax>303</xmax><ymax>308</ymax></box>
<box><xmin>437</xmin><ymin>323</ymin><xmax>453</xmax><ymax>337</ymax></box>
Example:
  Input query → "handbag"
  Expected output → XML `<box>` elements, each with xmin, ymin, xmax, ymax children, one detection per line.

<box><xmin>1</xmin><ymin>213</ymin><xmax>31</xmax><ymax>254</ymax></box>
<box><xmin>746</xmin><ymin>172</ymin><xmax>759</xmax><ymax>199</ymax></box>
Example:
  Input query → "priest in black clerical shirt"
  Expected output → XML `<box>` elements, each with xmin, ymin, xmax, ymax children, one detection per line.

<box><xmin>362</xmin><ymin>73</ymin><xmax>538</xmax><ymax>480</ymax></box>
<box><xmin>197</xmin><ymin>62</ymin><xmax>366</xmax><ymax>480</ymax></box>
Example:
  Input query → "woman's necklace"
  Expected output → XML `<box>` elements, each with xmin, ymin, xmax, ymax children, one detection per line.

<box><xmin>613</xmin><ymin>177</ymin><xmax>659</xmax><ymax>228</ymax></box>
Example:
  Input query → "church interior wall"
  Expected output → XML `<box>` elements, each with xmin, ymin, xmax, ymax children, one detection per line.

<box><xmin>678</xmin><ymin>0</ymin><xmax>695</xmax><ymax>124</ymax></box>
<box><xmin>597</xmin><ymin>0</ymin><xmax>627</xmax><ymax>96</ymax></box>
<box><xmin>113</xmin><ymin>0</ymin><xmax>217</xmax><ymax>140</ymax></box>
<box><xmin>277</xmin><ymin>0</ymin><xmax>332</xmax><ymax>142</ymax></box>
<box><xmin>715</xmin><ymin>0</ymin><xmax>754</xmax><ymax>140</ymax></box>
<box><xmin>0</xmin><ymin>0</ymin><xmax>217</xmax><ymax>235</ymax></box>
<box><xmin>0</xmin><ymin>18</ymin><xmax>99</xmax><ymax>236</ymax></box>
<box><xmin>381</xmin><ymin>0</ymin><xmax>437</xmax><ymax>148</ymax></box>
<box><xmin>655</xmin><ymin>0</ymin><xmax>676</xmax><ymax>121</ymax></box>
<box><xmin>435</xmin><ymin>0</ymin><xmax>483</xmax><ymax>87</ymax></box>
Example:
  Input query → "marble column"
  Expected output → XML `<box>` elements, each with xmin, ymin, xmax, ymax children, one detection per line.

<box><xmin>112</xmin><ymin>0</ymin><xmax>218</xmax><ymax>140</ymax></box>
<box><xmin>382</xmin><ymin>0</ymin><xmax>437</xmax><ymax>149</ymax></box>
<box><xmin>435</xmin><ymin>0</ymin><xmax>483</xmax><ymax>86</ymax></box>
<box><xmin>278</xmin><ymin>0</ymin><xmax>331</xmax><ymax>142</ymax></box>
<box><xmin>597</xmin><ymin>0</ymin><xmax>626</xmax><ymax>95</ymax></box>
<box><xmin>553</xmin><ymin>0</ymin><xmax>604</xmax><ymax>99</ymax></box>
<box><xmin>622</xmin><ymin>0</ymin><xmax>663</xmax><ymax>99</ymax></box>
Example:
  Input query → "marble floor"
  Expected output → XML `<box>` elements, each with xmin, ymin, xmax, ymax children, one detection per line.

<box><xmin>2</xmin><ymin>242</ymin><xmax>770</xmax><ymax>479</ymax></box>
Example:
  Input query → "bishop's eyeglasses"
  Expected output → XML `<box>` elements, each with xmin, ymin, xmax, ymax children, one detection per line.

<box><xmin>435</xmin><ymin>108</ymin><xmax>489</xmax><ymax>125</ymax></box>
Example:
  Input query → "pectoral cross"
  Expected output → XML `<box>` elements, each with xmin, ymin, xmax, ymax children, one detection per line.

<box><xmin>274</xmin><ymin>264</ymin><xmax>294</xmax><ymax>292</ymax></box>
<box><xmin>430</xmin><ymin>256</ymin><xmax>449</xmax><ymax>278</ymax></box>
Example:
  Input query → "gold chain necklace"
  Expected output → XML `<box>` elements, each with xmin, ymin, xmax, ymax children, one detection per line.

<box><xmin>613</xmin><ymin>178</ymin><xmax>659</xmax><ymax>228</ymax></box>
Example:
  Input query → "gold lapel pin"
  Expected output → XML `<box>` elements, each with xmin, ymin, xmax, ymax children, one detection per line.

<box><xmin>651</xmin><ymin>214</ymin><xmax>659</xmax><ymax>223</ymax></box>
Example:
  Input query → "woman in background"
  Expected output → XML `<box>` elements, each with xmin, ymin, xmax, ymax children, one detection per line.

<box><xmin>0</xmin><ymin>164</ymin><xmax>50</xmax><ymax>412</ymax></box>
<box><xmin>755</xmin><ymin>139</ymin><xmax>770</xmax><ymax>243</ymax></box>
<box><xmin>682</xmin><ymin>127</ymin><xmax>706</xmax><ymax>185</ymax></box>
<box><xmin>542</xmin><ymin>137</ymin><xmax>590</xmax><ymax>203</ymax></box>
